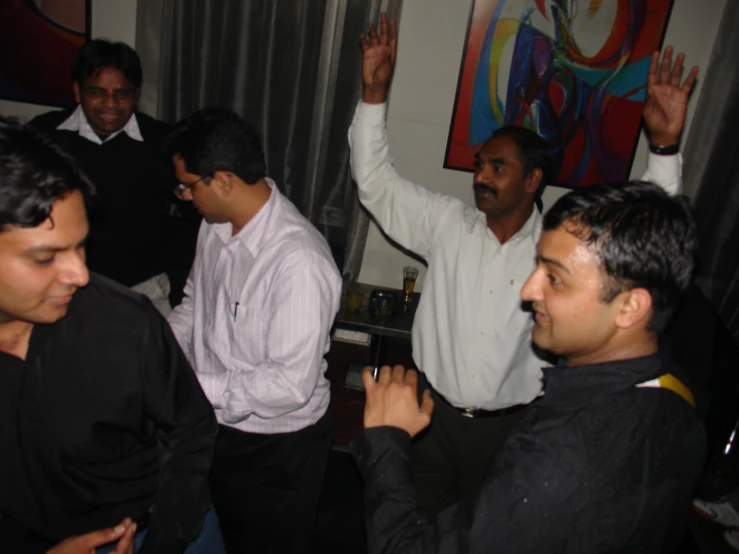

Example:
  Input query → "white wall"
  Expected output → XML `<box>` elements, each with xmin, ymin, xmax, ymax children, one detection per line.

<box><xmin>0</xmin><ymin>0</ymin><xmax>138</xmax><ymax>122</ymax></box>
<box><xmin>357</xmin><ymin>0</ymin><xmax>727</xmax><ymax>290</ymax></box>
<box><xmin>0</xmin><ymin>0</ymin><xmax>726</xmax><ymax>290</ymax></box>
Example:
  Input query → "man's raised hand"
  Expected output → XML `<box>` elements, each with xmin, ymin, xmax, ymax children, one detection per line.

<box><xmin>360</xmin><ymin>13</ymin><xmax>398</xmax><ymax>104</ymax></box>
<box><xmin>643</xmin><ymin>46</ymin><xmax>699</xmax><ymax>147</ymax></box>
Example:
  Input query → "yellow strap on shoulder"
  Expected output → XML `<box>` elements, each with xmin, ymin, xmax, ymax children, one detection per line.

<box><xmin>657</xmin><ymin>374</ymin><xmax>696</xmax><ymax>408</ymax></box>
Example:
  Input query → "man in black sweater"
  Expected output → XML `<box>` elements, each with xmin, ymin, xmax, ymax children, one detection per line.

<box><xmin>352</xmin><ymin>181</ymin><xmax>706</xmax><ymax>553</ymax></box>
<box><xmin>28</xmin><ymin>40</ymin><xmax>197</xmax><ymax>305</ymax></box>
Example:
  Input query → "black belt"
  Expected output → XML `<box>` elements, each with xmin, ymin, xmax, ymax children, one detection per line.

<box><xmin>434</xmin><ymin>390</ymin><xmax>525</xmax><ymax>419</ymax></box>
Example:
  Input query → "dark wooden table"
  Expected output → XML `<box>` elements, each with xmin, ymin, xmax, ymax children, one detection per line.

<box><xmin>327</xmin><ymin>283</ymin><xmax>419</xmax><ymax>448</ymax></box>
<box><xmin>326</xmin><ymin>338</ymin><xmax>415</xmax><ymax>448</ymax></box>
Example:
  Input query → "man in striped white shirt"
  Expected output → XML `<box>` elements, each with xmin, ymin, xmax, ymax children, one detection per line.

<box><xmin>166</xmin><ymin>108</ymin><xmax>342</xmax><ymax>554</ymax></box>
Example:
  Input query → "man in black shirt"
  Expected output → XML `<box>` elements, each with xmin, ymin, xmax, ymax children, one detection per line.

<box><xmin>0</xmin><ymin>120</ymin><xmax>223</xmax><ymax>553</ymax></box>
<box><xmin>28</xmin><ymin>40</ymin><xmax>198</xmax><ymax>305</ymax></box>
<box><xmin>352</xmin><ymin>181</ymin><xmax>705</xmax><ymax>553</ymax></box>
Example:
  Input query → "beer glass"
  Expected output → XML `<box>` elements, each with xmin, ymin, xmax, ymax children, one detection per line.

<box><xmin>402</xmin><ymin>266</ymin><xmax>419</xmax><ymax>305</ymax></box>
<box><xmin>346</xmin><ymin>284</ymin><xmax>364</xmax><ymax>313</ymax></box>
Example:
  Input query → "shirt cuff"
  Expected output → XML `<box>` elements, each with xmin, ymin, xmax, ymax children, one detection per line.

<box><xmin>644</xmin><ymin>152</ymin><xmax>682</xmax><ymax>180</ymax></box>
<box><xmin>355</xmin><ymin>100</ymin><xmax>388</xmax><ymax>125</ymax></box>
<box><xmin>349</xmin><ymin>426</ymin><xmax>412</xmax><ymax>476</ymax></box>
<box><xmin>197</xmin><ymin>371</ymin><xmax>229</xmax><ymax>411</ymax></box>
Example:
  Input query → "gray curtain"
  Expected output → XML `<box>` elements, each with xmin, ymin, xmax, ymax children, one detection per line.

<box><xmin>683</xmin><ymin>2</ymin><xmax>739</xmax><ymax>340</ymax></box>
<box><xmin>136</xmin><ymin>0</ymin><xmax>403</xmax><ymax>281</ymax></box>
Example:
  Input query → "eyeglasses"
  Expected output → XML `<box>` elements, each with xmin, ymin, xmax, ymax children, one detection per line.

<box><xmin>82</xmin><ymin>87</ymin><xmax>137</xmax><ymax>104</ymax></box>
<box><xmin>174</xmin><ymin>176</ymin><xmax>211</xmax><ymax>197</ymax></box>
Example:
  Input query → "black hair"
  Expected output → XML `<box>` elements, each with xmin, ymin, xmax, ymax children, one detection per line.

<box><xmin>164</xmin><ymin>108</ymin><xmax>267</xmax><ymax>184</ymax></box>
<box><xmin>543</xmin><ymin>181</ymin><xmax>697</xmax><ymax>332</ymax></box>
<box><xmin>491</xmin><ymin>126</ymin><xmax>558</xmax><ymax>195</ymax></box>
<box><xmin>71</xmin><ymin>39</ymin><xmax>143</xmax><ymax>89</ymax></box>
<box><xmin>0</xmin><ymin>117</ymin><xmax>95</xmax><ymax>230</ymax></box>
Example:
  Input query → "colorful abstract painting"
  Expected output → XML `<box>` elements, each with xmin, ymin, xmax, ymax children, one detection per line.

<box><xmin>0</xmin><ymin>0</ymin><xmax>91</xmax><ymax>107</ymax></box>
<box><xmin>444</xmin><ymin>0</ymin><xmax>675</xmax><ymax>187</ymax></box>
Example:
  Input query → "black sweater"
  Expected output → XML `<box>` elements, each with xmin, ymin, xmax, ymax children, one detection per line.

<box><xmin>28</xmin><ymin>109</ymin><xmax>199</xmax><ymax>300</ymax></box>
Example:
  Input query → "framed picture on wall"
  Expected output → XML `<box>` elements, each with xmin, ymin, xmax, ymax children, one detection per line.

<box><xmin>444</xmin><ymin>0</ymin><xmax>675</xmax><ymax>188</ymax></box>
<box><xmin>0</xmin><ymin>0</ymin><xmax>91</xmax><ymax>107</ymax></box>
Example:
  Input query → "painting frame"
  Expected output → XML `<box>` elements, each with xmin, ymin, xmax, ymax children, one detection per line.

<box><xmin>0</xmin><ymin>0</ymin><xmax>92</xmax><ymax>108</ymax></box>
<box><xmin>443</xmin><ymin>0</ymin><xmax>676</xmax><ymax>188</ymax></box>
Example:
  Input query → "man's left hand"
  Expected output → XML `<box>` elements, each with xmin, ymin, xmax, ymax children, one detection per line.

<box><xmin>47</xmin><ymin>519</ymin><xmax>137</xmax><ymax>554</ymax></box>
<box><xmin>643</xmin><ymin>46</ymin><xmax>699</xmax><ymax>147</ymax></box>
<box><xmin>362</xmin><ymin>364</ymin><xmax>434</xmax><ymax>438</ymax></box>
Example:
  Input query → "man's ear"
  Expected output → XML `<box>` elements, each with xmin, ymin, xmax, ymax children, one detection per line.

<box><xmin>614</xmin><ymin>288</ymin><xmax>653</xmax><ymax>330</ymax></box>
<box><xmin>73</xmin><ymin>82</ymin><xmax>81</xmax><ymax>104</ymax></box>
<box><xmin>212</xmin><ymin>170</ymin><xmax>234</xmax><ymax>197</ymax></box>
<box><xmin>525</xmin><ymin>168</ymin><xmax>543</xmax><ymax>194</ymax></box>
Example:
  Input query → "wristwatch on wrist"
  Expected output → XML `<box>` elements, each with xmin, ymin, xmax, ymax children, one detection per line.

<box><xmin>649</xmin><ymin>143</ymin><xmax>680</xmax><ymax>156</ymax></box>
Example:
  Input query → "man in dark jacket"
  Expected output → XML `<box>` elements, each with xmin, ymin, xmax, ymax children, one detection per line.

<box><xmin>28</xmin><ymin>40</ymin><xmax>198</xmax><ymax>305</ymax></box>
<box><xmin>351</xmin><ymin>181</ymin><xmax>705</xmax><ymax>553</ymax></box>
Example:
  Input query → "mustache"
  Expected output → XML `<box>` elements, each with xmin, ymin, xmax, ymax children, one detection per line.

<box><xmin>473</xmin><ymin>183</ymin><xmax>497</xmax><ymax>197</ymax></box>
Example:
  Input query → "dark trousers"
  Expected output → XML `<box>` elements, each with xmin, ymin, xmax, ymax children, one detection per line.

<box><xmin>210</xmin><ymin>411</ymin><xmax>332</xmax><ymax>554</ymax></box>
<box><xmin>412</xmin><ymin>373</ymin><xmax>525</xmax><ymax>516</ymax></box>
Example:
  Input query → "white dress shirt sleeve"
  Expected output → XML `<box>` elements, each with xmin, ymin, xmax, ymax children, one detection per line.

<box><xmin>167</xmin><ymin>271</ymin><xmax>195</xmax><ymax>363</ymax></box>
<box><xmin>641</xmin><ymin>152</ymin><xmax>683</xmax><ymax>195</ymax></box>
<box><xmin>349</xmin><ymin>101</ymin><xmax>463</xmax><ymax>259</ymax></box>
<box><xmin>167</xmin><ymin>222</ymin><xmax>207</xmax><ymax>362</ymax></box>
<box><xmin>203</xmin><ymin>253</ymin><xmax>340</xmax><ymax>423</ymax></box>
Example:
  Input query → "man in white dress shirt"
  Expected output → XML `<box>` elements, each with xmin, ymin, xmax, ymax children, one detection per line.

<box><xmin>166</xmin><ymin>108</ymin><xmax>342</xmax><ymax>554</ymax></box>
<box><xmin>350</xmin><ymin>14</ymin><xmax>698</xmax><ymax>515</ymax></box>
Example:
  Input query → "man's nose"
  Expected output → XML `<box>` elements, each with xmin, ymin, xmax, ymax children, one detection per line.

<box><xmin>103</xmin><ymin>93</ymin><xmax>118</xmax><ymax>107</ymax></box>
<box><xmin>521</xmin><ymin>269</ymin><xmax>542</xmax><ymax>301</ymax></box>
<box><xmin>59</xmin><ymin>250</ymin><xmax>90</xmax><ymax>288</ymax></box>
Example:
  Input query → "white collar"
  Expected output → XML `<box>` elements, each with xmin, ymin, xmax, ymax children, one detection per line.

<box><xmin>56</xmin><ymin>105</ymin><xmax>144</xmax><ymax>145</ymax></box>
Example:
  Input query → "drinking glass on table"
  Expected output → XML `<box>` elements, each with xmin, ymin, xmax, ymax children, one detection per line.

<box><xmin>346</xmin><ymin>283</ymin><xmax>364</xmax><ymax>313</ymax></box>
<box><xmin>402</xmin><ymin>266</ymin><xmax>419</xmax><ymax>305</ymax></box>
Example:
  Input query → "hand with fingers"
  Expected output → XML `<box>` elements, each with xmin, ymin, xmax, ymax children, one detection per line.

<box><xmin>643</xmin><ymin>46</ymin><xmax>699</xmax><ymax>147</ymax></box>
<box><xmin>47</xmin><ymin>519</ymin><xmax>137</xmax><ymax>554</ymax></box>
<box><xmin>359</xmin><ymin>12</ymin><xmax>398</xmax><ymax>104</ymax></box>
<box><xmin>362</xmin><ymin>364</ymin><xmax>434</xmax><ymax>438</ymax></box>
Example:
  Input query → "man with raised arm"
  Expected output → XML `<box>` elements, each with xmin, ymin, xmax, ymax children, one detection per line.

<box><xmin>349</xmin><ymin>13</ymin><xmax>699</xmax><ymax>514</ymax></box>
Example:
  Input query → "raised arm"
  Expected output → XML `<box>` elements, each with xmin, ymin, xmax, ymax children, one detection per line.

<box><xmin>641</xmin><ymin>47</ymin><xmax>699</xmax><ymax>195</ymax></box>
<box><xmin>350</xmin><ymin>14</ymin><xmax>463</xmax><ymax>259</ymax></box>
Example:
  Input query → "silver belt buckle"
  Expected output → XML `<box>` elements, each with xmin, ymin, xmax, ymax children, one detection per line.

<box><xmin>461</xmin><ymin>407</ymin><xmax>476</xmax><ymax>418</ymax></box>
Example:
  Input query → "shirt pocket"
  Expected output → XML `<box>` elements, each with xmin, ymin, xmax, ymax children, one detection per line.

<box><xmin>223</xmin><ymin>303</ymin><xmax>266</xmax><ymax>364</ymax></box>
